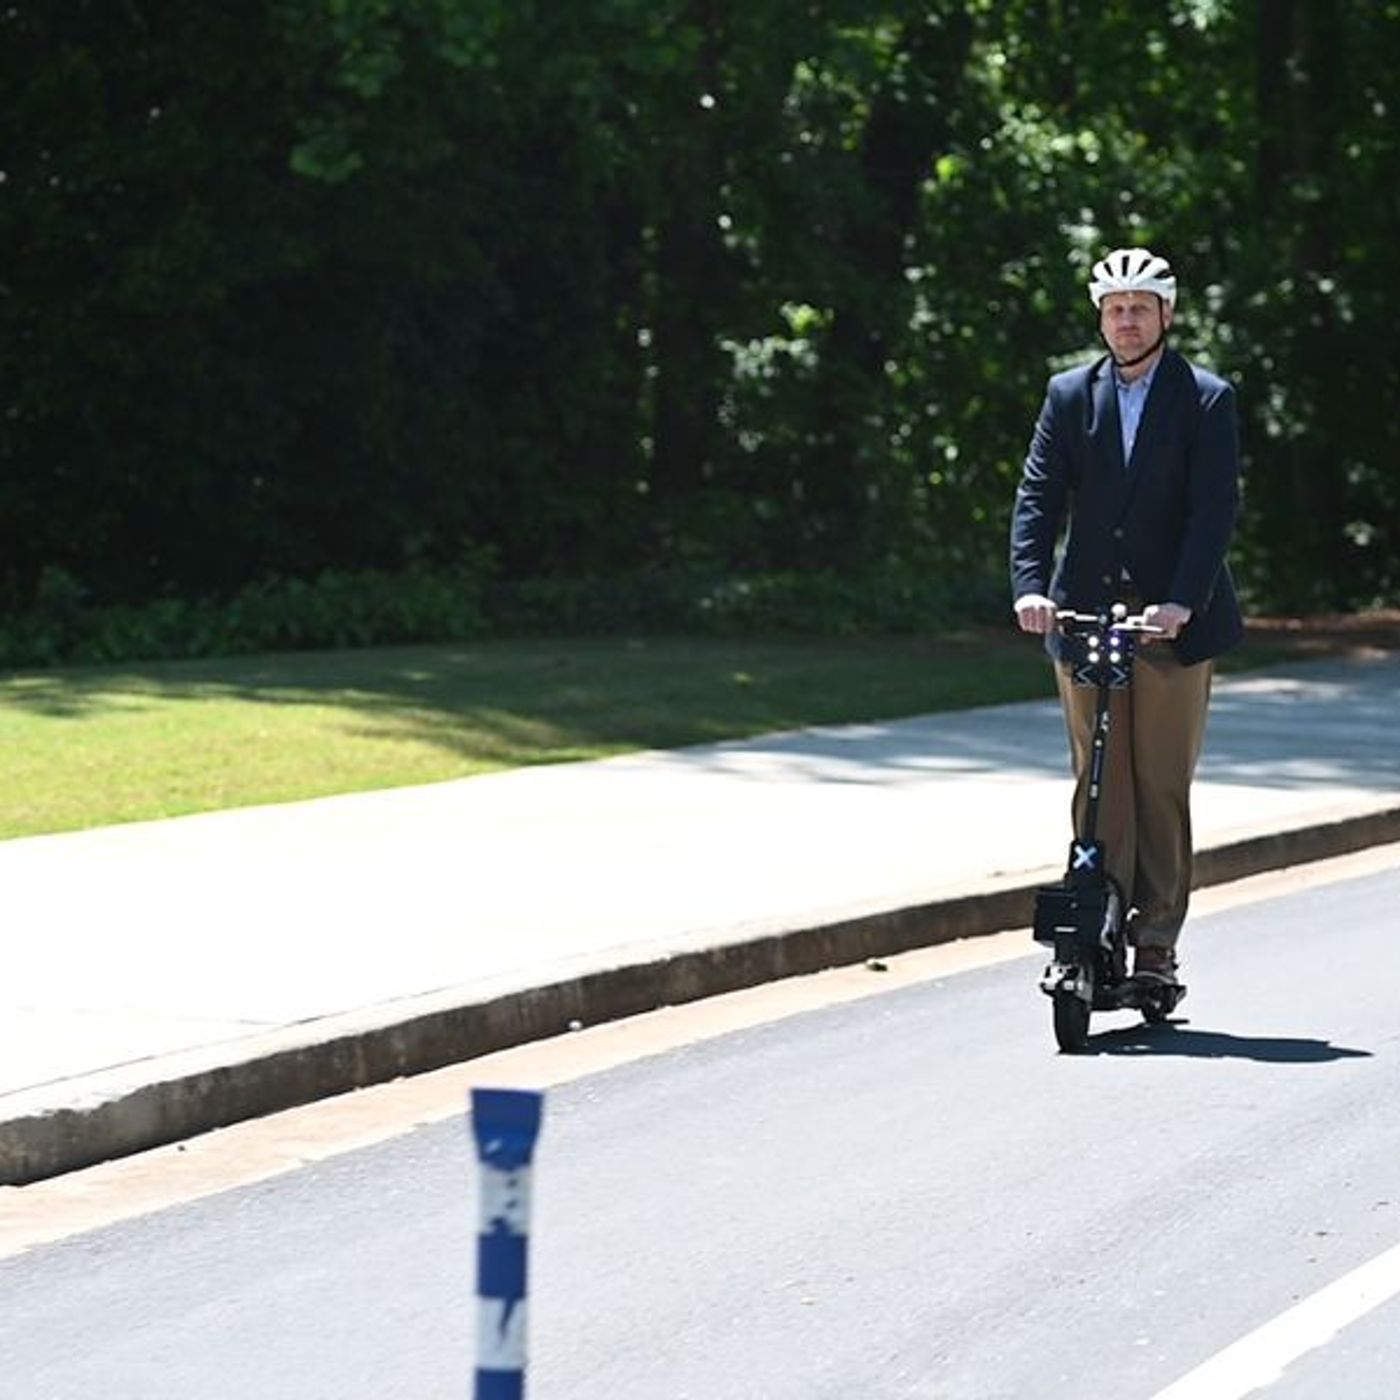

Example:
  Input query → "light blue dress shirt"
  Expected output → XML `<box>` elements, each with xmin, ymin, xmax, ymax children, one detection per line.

<box><xmin>1114</xmin><ymin>359</ymin><xmax>1160</xmax><ymax>588</ymax></box>
<box><xmin>1115</xmin><ymin>359</ymin><xmax>1158</xmax><ymax>467</ymax></box>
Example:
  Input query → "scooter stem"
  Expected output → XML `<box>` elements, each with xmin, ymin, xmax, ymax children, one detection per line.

<box><xmin>1080</xmin><ymin>680</ymin><xmax>1113</xmax><ymax>845</ymax></box>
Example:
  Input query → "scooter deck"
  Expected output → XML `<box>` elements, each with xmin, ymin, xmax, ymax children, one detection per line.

<box><xmin>1094</xmin><ymin>975</ymin><xmax>1187</xmax><ymax>1016</ymax></box>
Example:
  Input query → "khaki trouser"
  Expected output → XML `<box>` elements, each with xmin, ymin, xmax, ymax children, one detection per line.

<box><xmin>1055</xmin><ymin>646</ymin><xmax>1213</xmax><ymax>950</ymax></box>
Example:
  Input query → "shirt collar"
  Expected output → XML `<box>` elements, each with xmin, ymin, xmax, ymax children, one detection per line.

<box><xmin>1114</xmin><ymin>357</ymin><xmax>1160</xmax><ymax>393</ymax></box>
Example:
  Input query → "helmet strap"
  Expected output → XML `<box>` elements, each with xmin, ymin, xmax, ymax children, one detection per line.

<box><xmin>1105</xmin><ymin>328</ymin><xmax>1166</xmax><ymax>368</ymax></box>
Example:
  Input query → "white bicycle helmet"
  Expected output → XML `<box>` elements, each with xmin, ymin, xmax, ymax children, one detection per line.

<box><xmin>1088</xmin><ymin>247</ymin><xmax>1177</xmax><ymax>308</ymax></box>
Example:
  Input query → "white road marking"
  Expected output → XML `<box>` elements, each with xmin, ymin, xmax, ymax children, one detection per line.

<box><xmin>1149</xmin><ymin>1236</ymin><xmax>1400</xmax><ymax>1400</ymax></box>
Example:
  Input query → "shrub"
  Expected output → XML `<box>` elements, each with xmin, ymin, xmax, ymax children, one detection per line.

<box><xmin>0</xmin><ymin>557</ymin><xmax>1005</xmax><ymax>671</ymax></box>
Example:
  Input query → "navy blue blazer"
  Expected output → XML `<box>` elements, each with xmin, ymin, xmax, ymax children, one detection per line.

<box><xmin>1009</xmin><ymin>348</ymin><xmax>1243</xmax><ymax>666</ymax></box>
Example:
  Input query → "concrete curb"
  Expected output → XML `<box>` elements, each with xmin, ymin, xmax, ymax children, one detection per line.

<box><xmin>5</xmin><ymin>802</ymin><xmax>1400</xmax><ymax>1187</ymax></box>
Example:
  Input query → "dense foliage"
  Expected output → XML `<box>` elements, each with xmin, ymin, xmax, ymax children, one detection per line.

<box><xmin>3</xmin><ymin>0</ymin><xmax>1397</xmax><ymax>653</ymax></box>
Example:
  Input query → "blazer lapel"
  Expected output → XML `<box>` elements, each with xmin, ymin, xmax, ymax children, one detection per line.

<box><xmin>1121</xmin><ymin>350</ymin><xmax>1186</xmax><ymax>509</ymax></box>
<box><xmin>1087</xmin><ymin>356</ymin><xmax>1124</xmax><ymax>477</ymax></box>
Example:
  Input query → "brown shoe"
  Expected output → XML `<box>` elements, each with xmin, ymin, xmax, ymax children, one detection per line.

<box><xmin>1133</xmin><ymin>945</ymin><xmax>1179</xmax><ymax>983</ymax></box>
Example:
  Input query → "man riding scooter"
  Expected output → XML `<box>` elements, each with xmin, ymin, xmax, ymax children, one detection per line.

<box><xmin>1009</xmin><ymin>247</ymin><xmax>1244</xmax><ymax>992</ymax></box>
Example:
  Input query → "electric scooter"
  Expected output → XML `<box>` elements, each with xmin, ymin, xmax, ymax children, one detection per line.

<box><xmin>1032</xmin><ymin>603</ymin><xmax>1188</xmax><ymax>1052</ymax></box>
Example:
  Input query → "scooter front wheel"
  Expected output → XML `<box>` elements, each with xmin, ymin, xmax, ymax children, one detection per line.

<box><xmin>1052</xmin><ymin>988</ymin><xmax>1091</xmax><ymax>1053</ymax></box>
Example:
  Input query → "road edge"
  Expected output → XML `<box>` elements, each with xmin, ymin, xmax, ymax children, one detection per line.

<box><xmin>5</xmin><ymin>803</ymin><xmax>1400</xmax><ymax>1186</ymax></box>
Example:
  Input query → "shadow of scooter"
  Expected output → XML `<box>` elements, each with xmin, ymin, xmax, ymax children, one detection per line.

<box><xmin>1089</xmin><ymin>1023</ymin><xmax>1373</xmax><ymax>1063</ymax></box>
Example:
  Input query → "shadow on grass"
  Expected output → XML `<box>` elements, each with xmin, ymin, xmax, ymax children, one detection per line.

<box><xmin>0</xmin><ymin>635</ymin><xmax>1058</xmax><ymax>768</ymax></box>
<box><xmin>3</xmin><ymin>638</ymin><xmax>1399</xmax><ymax>793</ymax></box>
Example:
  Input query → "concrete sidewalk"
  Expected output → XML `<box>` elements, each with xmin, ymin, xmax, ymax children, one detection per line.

<box><xmin>4</xmin><ymin>654</ymin><xmax>1400</xmax><ymax>1185</ymax></box>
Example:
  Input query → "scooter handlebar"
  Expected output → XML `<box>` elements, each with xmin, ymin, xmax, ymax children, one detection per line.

<box><xmin>1055</xmin><ymin>608</ymin><xmax>1164</xmax><ymax>635</ymax></box>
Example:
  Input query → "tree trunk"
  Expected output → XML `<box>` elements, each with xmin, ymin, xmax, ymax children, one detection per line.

<box><xmin>1252</xmin><ymin>0</ymin><xmax>1347</xmax><ymax>606</ymax></box>
<box><xmin>804</xmin><ymin>6</ymin><xmax>974</xmax><ymax>568</ymax></box>
<box><xmin>649</xmin><ymin>2</ymin><xmax>728</xmax><ymax>541</ymax></box>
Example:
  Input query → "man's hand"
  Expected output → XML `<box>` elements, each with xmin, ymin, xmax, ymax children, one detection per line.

<box><xmin>1142</xmin><ymin>602</ymin><xmax>1192</xmax><ymax>640</ymax></box>
<box><xmin>1014</xmin><ymin>593</ymin><xmax>1058</xmax><ymax>635</ymax></box>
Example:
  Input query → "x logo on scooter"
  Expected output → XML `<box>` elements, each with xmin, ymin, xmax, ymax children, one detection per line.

<box><xmin>1072</xmin><ymin>843</ymin><xmax>1099</xmax><ymax>871</ymax></box>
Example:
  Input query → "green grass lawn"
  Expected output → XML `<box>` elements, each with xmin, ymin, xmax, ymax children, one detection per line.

<box><xmin>0</xmin><ymin>632</ymin><xmax>1063</xmax><ymax>839</ymax></box>
<box><xmin>0</xmin><ymin>627</ymin><xmax>1323</xmax><ymax>840</ymax></box>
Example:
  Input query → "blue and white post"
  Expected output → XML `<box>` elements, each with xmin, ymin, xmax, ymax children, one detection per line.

<box><xmin>471</xmin><ymin>1088</ymin><xmax>544</xmax><ymax>1400</ymax></box>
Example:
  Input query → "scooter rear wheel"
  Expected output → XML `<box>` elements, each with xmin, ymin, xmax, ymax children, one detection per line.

<box><xmin>1053</xmin><ymin>990</ymin><xmax>1091</xmax><ymax>1053</ymax></box>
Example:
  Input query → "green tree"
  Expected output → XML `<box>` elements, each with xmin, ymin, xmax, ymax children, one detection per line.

<box><xmin>3</xmin><ymin>0</ymin><xmax>1398</xmax><ymax>630</ymax></box>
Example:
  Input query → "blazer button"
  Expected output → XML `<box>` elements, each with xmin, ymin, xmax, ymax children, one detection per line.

<box><xmin>1112</xmin><ymin>528</ymin><xmax>1124</xmax><ymax>539</ymax></box>
<box><xmin>1101</xmin><ymin>573</ymin><xmax>1113</xmax><ymax>586</ymax></box>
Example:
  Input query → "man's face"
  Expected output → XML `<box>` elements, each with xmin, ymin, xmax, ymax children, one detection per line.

<box><xmin>1099</xmin><ymin>291</ymin><xmax>1172</xmax><ymax>363</ymax></box>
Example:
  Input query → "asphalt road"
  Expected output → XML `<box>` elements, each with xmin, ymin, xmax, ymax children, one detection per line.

<box><xmin>4</xmin><ymin>863</ymin><xmax>1400</xmax><ymax>1399</ymax></box>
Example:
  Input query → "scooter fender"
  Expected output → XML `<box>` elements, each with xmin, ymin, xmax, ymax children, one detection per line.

<box><xmin>1039</xmin><ymin>937</ymin><xmax>1095</xmax><ymax>1002</ymax></box>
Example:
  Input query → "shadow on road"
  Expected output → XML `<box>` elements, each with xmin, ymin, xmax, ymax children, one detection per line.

<box><xmin>1090</xmin><ymin>1024</ymin><xmax>1373</xmax><ymax>1062</ymax></box>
